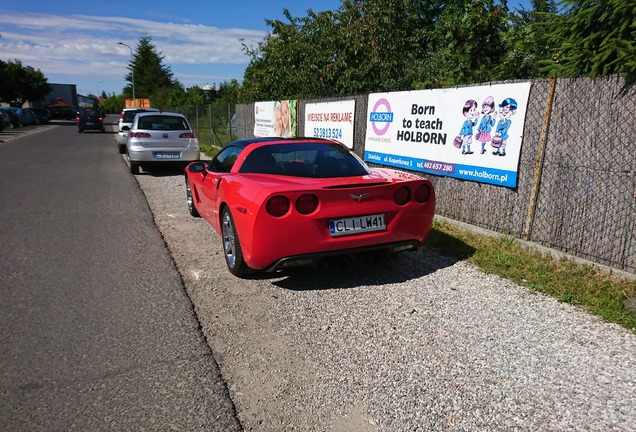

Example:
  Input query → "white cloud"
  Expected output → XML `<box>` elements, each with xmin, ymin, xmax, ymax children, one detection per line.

<box><xmin>0</xmin><ymin>12</ymin><xmax>266</xmax><ymax>91</ymax></box>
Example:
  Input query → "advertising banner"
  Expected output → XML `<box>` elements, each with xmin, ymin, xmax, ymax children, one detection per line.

<box><xmin>254</xmin><ymin>100</ymin><xmax>297</xmax><ymax>138</ymax></box>
<box><xmin>364</xmin><ymin>82</ymin><xmax>531</xmax><ymax>187</ymax></box>
<box><xmin>304</xmin><ymin>100</ymin><xmax>356</xmax><ymax>148</ymax></box>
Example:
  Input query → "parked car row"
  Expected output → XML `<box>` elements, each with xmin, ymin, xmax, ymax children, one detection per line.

<box><xmin>0</xmin><ymin>107</ymin><xmax>52</xmax><ymax>130</ymax></box>
<box><xmin>116</xmin><ymin>107</ymin><xmax>200</xmax><ymax>175</ymax></box>
<box><xmin>112</xmin><ymin>107</ymin><xmax>436</xmax><ymax>279</ymax></box>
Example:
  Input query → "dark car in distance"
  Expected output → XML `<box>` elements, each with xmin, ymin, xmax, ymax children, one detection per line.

<box><xmin>77</xmin><ymin>107</ymin><xmax>105</xmax><ymax>133</ymax></box>
<box><xmin>29</xmin><ymin>107</ymin><xmax>52</xmax><ymax>124</ymax></box>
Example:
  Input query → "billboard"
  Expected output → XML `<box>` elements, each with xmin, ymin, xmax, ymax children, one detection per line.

<box><xmin>364</xmin><ymin>83</ymin><xmax>531</xmax><ymax>187</ymax></box>
<box><xmin>304</xmin><ymin>100</ymin><xmax>356</xmax><ymax>148</ymax></box>
<box><xmin>254</xmin><ymin>100</ymin><xmax>297</xmax><ymax>138</ymax></box>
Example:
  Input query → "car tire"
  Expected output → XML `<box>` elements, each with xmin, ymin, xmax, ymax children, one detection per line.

<box><xmin>129</xmin><ymin>160</ymin><xmax>140</xmax><ymax>175</ymax></box>
<box><xmin>118</xmin><ymin>144</ymin><xmax>126</xmax><ymax>154</ymax></box>
<box><xmin>221</xmin><ymin>206</ymin><xmax>251</xmax><ymax>277</ymax></box>
<box><xmin>78</xmin><ymin>129</ymin><xmax>83</xmax><ymax>133</ymax></box>
<box><xmin>185</xmin><ymin>178</ymin><xmax>201</xmax><ymax>217</ymax></box>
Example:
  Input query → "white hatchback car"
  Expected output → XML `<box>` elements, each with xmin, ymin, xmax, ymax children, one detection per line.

<box><xmin>116</xmin><ymin>107</ymin><xmax>160</xmax><ymax>153</ymax></box>
<box><xmin>124</xmin><ymin>112</ymin><xmax>200</xmax><ymax>174</ymax></box>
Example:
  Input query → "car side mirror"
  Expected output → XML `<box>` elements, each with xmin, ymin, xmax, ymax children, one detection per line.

<box><xmin>122</xmin><ymin>126</ymin><xmax>130</xmax><ymax>131</ymax></box>
<box><xmin>187</xmin><ymin>162</ymin><xmax>206</xmax><ymax>173</ymax></box>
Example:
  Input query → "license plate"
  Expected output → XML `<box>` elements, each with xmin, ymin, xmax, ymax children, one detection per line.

<box><xmin>153</xmin><ymin>152</ymin><xmax>180</xmax><ymax>159</ymax></box>
<box><xmin>329</xmin><ymin>214</ymin><xmax>386</xmax><ymax>237</ymax></box>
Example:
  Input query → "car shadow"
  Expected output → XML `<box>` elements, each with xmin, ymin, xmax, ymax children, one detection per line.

<box><xmin>138</xmin><ymin>165</ymin><xmax>189</xmax><ymax>177</ymax></box>
<box><xmin>264</xmin><ymin>240</ymin><xmax>474</xmax><ymax>291</ymax></box>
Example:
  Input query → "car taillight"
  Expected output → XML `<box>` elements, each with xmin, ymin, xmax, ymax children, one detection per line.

<box><xmin>130</xmin><ymin>132</ymin><xmax>152</xmax><ymax>138</ymax></box>
<box><xmin>393</xmin><ymin>186</ymin><xmax>411</xmax><ymax>205</ymax></box>
<box><xmin>179</xmin><ymin>132</ymin><xmax>196</xmax><ymax>138</ymax></box>
<box><xmin>76</xmin><ymin>116</ymin><xmax>80</xmax><ymax>121</ymax></box>
<box><xmin>266</xmin><ymin>196</ymin><xmax>290</xmax><ymax>217</ymax></box>
<box><xmin>295</xmin><ymin>194</ymin><xmax>318</xmax><ymax>215</ymax></box>
<box><xmin>414</xmin><ymin>183</ymin><xmax>431</xmax><ymax>203</ymax></box>
<box><xmin>98</xmin><ymin>117</ymin><xmax>103</xmax><ymax>121</ymax></box>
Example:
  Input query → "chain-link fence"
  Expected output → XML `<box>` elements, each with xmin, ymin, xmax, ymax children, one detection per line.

<box><xmin>233</xmin><ymin>75</ymin><xmax>636</xmax><ymax>274</ymax></box>
<box><xmin>166</xmin><ymin>102</ymin><xmax>237</xmax><ymax>151</ymax></box>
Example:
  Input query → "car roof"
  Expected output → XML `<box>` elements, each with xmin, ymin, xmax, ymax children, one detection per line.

<box><xmin>121</xmin><ymin>107</ymin><xmax>159</xmax><ymax>112</ymax></box>
<box><xmin>135</xmin><ymin>111</ymin><xmax>184</xmax><ymax>118</ymax></box>
<box><xmin>228</xmin><ymin>137</ymin><xmax>341</xmax><ymax>149</ymax></box>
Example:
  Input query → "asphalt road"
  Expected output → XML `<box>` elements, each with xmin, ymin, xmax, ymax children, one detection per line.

<box><xmin>0</xmin><ymin>118</ymin><xmax>241</xmax><ymax>431</ymax></box>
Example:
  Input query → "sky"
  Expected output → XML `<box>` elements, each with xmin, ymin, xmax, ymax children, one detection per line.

<box><xmin>0</xmin><ymin>0</ymin><xmax>531</xmax><ymax>97</ymax></box>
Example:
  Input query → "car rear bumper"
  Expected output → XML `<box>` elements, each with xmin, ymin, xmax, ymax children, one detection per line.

<box><xmin>264</xmin><ymin>240</ymin><xmax>420</xmax><ymax>272</ymax></box>
<box><xmin>78</xmin><ymin>123</ymin><xmax>104</xmax><ymax>131</ymax></box>
<box><xmin>127</xmin><ymin>147</ymin><xmax>200</xmax><ymax>163</ymax></box>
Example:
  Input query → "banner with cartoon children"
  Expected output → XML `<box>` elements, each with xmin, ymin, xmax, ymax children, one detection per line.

<box><xmin>364</xmin><ymin>83</ymin><xmax>531</xmax><ymax>188</ymax></box>
<box><xmin>254</xmin><ymin>100</ymin><xmax>297</xmax><ymax>138</ymax></box>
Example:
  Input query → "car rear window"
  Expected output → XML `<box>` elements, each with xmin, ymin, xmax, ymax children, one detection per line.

<box><xmin>239</xmin><ymin>143</ymin><xmax>370</xmax><ymax>178</ymax></box>
<box><xmin>136</xmin><ymin>116</ymin><xmax>190</xmax><ymax>131</ymax></box>
<box><xmin>123</xmin><ymin>109</ymin><xmax>157</xmax><ymax>122</ymax></box>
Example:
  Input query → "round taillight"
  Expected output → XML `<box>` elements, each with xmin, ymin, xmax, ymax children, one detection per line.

<box><xmin>266</xmin><ymin>196</ymin><xmax>290</xmax><ymax>217</ymax></box>
<box><xmin>414</xmin><ymin>183</ymin><xmax>431</xmax><ymax>203</ymax></box>
<box><xmin>393</xmin><ymin>186</ymin><xmax>411</xmax><ymax>205</ymax></box>
<box><xmin>295</xmin><ymin>194</ymin><xmax>318</xmax><ymax>215</ymax></box>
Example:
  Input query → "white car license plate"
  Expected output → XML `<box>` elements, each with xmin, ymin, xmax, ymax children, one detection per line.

<box><xmin>153</xmin><ymin>151</ymin><xmax>180</xmax><ymax>159</ymax></box>
<box><xmin>329</xmin><ymin>214</ymin><xmax>386</xmax><ymax>237</ymax></box>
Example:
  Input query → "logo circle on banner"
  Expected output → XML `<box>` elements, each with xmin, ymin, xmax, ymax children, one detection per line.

<box><xmin>371</xmin><ymin>98</ymin><xmax>392</xmax><ymax>136</ymax></box>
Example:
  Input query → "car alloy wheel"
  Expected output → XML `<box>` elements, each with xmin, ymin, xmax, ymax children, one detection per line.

<box><xmin>185</xmin><ymin>178</ymin><xmax>200</xmax><ymax>217</ymax></box>
<box><xmin>221</xmin><ymin>207</ymin><xmax>250</xmax><ymax>277</ymax></box>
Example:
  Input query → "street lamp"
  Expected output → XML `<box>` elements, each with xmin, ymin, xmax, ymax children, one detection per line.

<box><xmin>117</xmin><ymin>42</ymin><xmax>136</xmax><ymax>107</ymax></box>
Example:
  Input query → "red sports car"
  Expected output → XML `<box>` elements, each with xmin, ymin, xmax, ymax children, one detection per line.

<box><xmin>184</xmin><ymin>137</ymin><xmax>436</xmax><ymax>277</ymax></box>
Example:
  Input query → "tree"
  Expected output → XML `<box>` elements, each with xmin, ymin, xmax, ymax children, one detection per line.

<box><xmin>499</xmin><ymin>0</ymin><xmax>558</xmax><ymax>79</ymax></box>
<box><xmin>541</xmin><ymin>0</ymin><xmax>636</xmax><ymax>78</ymax></box>
<box><xmin>218</xmin><ymin>79</ymin><xmax>241</xmax><ymax>103</ymax></box>
<box><xmin>425</xmin><ymin>0</ymin><xmax>510</xmax><ymax>87</ymax></box>
<box><xmin>123</xmin><ymin>35</ymin><xmax>173</xmax><ymax>102</ymax></box>
<box><xmin>102</xmin><ymin>93</ymin><xmax>126</xmax><ymax>115</ymax></box>
<box><xmin>240</xmin><ymin>0</ymin><xmax>515</xmax><ymax>101</ymax></box>
<box><xmin>0</xmin><ymin>59</ymin><xmax>51</xmax><ymax>105</ymax></box>
<box><xmin>241</xmin><ymin>2</ymin><xmax>429</xmax><ymax>100</ymax></box>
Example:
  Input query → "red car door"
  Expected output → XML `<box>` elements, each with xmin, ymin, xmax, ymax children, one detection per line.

<box><xmin>198</xmin><ymin>168</ymin><xmax>226</xmax><ymax>228</ymax></box>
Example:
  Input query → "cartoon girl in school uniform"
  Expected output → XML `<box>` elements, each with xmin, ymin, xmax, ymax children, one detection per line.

<box><xmin>492</xmin><ymin>98</ymin><xmax>518</xmax><ymax>156</ymax></box>
<box><xmin>476</xmin><ymin>96</ymin><xmax>497</xmax><ymax>154</ymax></box>
<box><xmin>459</xmin><ymin>99</ymin><xmax>479</xmax><ymax>155</ymax></box>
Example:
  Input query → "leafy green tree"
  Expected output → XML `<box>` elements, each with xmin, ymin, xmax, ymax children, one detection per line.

<box><xmin>427</xmin><ymin>0</ymin><xmax>510</xmax><ymax>87</ymax></box>
<box><xmin>168</xmin><ymin>80</ymin><xmax>188</xmax><ymax>107</ymax></box>
<box><xmin>241</xmin><ymin>0</ymin><xmax>514</xmax><ymax>100</ymax></box>
<box><xmin>101</xmin><ymin>93</ymin><xmax>127</xmax><ymax>115</ymax></box>
<box><xmin>241</xmin><ymin>2</ymin><xmax>430</xmax><ymax>100</ymax></box>
<box><xmin>0</xmin><ymin>59</ymin><xmax>51</xmax><ymax>105</ymax></box>
<box><xmin>541</xmin><ymin>0</ymin><xmax>636</xmax><ymax>77</ymax></box>
<box><xmin>185</xmin><ymin>85</ymin><xmax>206</xmax><ymax>105</ymax></box>
<box><xmin>218</xmin><ymin>79</ymin><xmax>241</xmax><ymax>103</ymax></box>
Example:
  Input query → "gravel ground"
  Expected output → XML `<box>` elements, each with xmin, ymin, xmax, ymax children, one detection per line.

<box><xmin>133</xmin><ymin>164</ymin><xmax>635</xmax><ymax>432</ymax></box>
